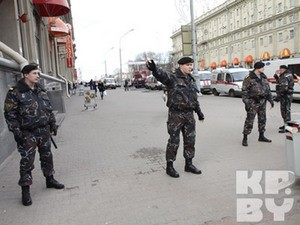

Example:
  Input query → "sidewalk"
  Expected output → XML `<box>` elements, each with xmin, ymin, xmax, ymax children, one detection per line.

<box><xmin>0</xmin><ymin>89</ymin><xmax>300</xmax><ymax>225</ymax></box>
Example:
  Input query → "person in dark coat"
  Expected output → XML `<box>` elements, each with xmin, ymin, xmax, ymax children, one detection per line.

<box><xmin>241</xmin><ymin>61</ymin><xmax>274</xmax><ymax>146</ymax></box>
<box><xmin>98</xmin><ymin>81</ymin><xmax>105</xmax><ymax>100</ymax></box>
<box><xmin>146</xmin><ymin>57</ymin><xmax>204</xmax><ymax>178</ymax></box>
<box><xmin>273</xmin><ymin>65</ymin><xmax>294</xmax><ymax>132</ymax></box>
<box><xmin>4</xmin><ymin>63</ymin><xmax>64</xmax><ymax>206</ymax></box>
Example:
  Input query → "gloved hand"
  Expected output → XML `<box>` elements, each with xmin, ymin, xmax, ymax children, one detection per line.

<box><xmin>146</xmin><ymin>60</ymin><xmax>156</xmax><ymax>72</ymax></box>
<box><xmin>273</xmin><ymin>96</ymin><xmax>280</xmax><ymax>102</ymax></box>
<box><xmin>14</xmin><ymin>131</ymin><xmax>25</xmax><ymax>145</ymax></box>
<box><xmin>245</xmin><ymin>104</ymin><xmax>250</xmax><ymax>112</ymax></box>
<box><xmin>273</xmin><ymin>74</ymin><xmax>279</xmax><ymax>81</ymax></box>
<box><xmin>197</xmin><ymin>111</ymin><xmax>205</xmax><ymax>121</ymax></box>
<box><xmin>50</xmin><ymin>124</ymin><xmax>58</xmax><ymax>136</ymax></box>
<box><xmin>270</xmin><ymin>101</ymin><xmax>274</xmax><ymax>108</ymax></box>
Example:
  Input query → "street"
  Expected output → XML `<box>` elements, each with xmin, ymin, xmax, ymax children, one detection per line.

<box><xmin>0</xmin><ymin>88</ymin><xmax>300</xmax><ymax>225</ymax></box>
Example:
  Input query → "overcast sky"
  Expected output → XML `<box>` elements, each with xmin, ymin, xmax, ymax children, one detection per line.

<box><xmin>71</xmin><ymin>0</ymin><xmax>226</xmax><ymax>81</ymax></box>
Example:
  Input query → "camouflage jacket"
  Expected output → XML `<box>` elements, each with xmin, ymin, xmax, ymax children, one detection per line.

<box><xmin>153</xmin><ymin>68</ymin><xmax>201</xmax><ymax>112</ymax></box>
<box><xmin>276</xmin><ymin>70</ymin><xmax>294</xmax><ymax>96</ymax></box>
<box><xmin>4</xmin><ymin>78</ymin><xmax>56</xmax><ymax>134</ymax></box>
<box><xmin>242</xmin><ymin>71</ymin><xmax>273</xmax><ymax>105</ymax></box>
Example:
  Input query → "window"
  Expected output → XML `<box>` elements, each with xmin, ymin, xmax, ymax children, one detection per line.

<box><xmin>226</xmin><ymin>74</ymin><xmax>232</xmax><ymax>82</ymax></box>
<box><xmin>278</xmin><ymin>3</ymin><xmax>283</xmax><ymax>12</ymax></box>
<box><xmin>289</xmin><ymin>15</ymin><xmax>295</xmax><ymax>23</ymax></box>
<box><xmin>252</xmin><ymin>40</ymin><xmax>255</xmax><ymax>48</ymax></box>
<box><xmin>268</xmin><ymin>21</ymin><xmax>273</xmax><ymax>29</ymax></box>
<box><xmin>217</xmin><ymin>73</ymin><xmax>224</xmax><ymax>81</ymax></box>
<box><xmin>268</xmin><ymin>7</ymin><xmax>272</xmax><ymax>17</ymax></box>
<box><xmin>290</xmin><ymin>0</ymin><xmax>295</xmax><ymax>7</ymax></box>
<box><xmin>260</xmin><ymin>37</ymin><xmax>264</xmax><ymax>46</ymax></box>
<box><xmin>269</xmin><ymin>35</ymin><xmax>273</xmax><ymax>44</ymax></box>
<box><xmin>290</xmin><ymin>29</ymin><xmax>294</xmax><ymax>39</ymax></box>
<box><xmin>278</xmin><ymin>32</ymin><xmax>283</xmax><ymax>42</ymax></box>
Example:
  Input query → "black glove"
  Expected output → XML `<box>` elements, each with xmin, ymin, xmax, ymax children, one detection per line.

<box><xmin>50</xmin><ymin>124</ymin><xmax>58</xmax><ymax>136</ymax></box>
<box><xmin>270</xmin><ymin>101</ymin><xmax>274</xmax><ymax>108</ymax></box>
<box><xmin>273</xmin><ymin>74</ymin><xmax>279</xmax><ymax>81</ymax></box>
<box><xmin>197</xmin><ymin>111</ymin><xmax>205</xmax><ymax>121</ymax></box>
<box><xmin>146</xmin><ymin>60</ymin><xmax>156</xmax><ymax>72</ymax></box>
<box><xmin>14</xmin><ymin>131</ymin><xmax>25</xmax><ymax>145</ymax></box>
<box><xmin>245</xmin><ymin>104</ymin><xmax>250</xmax><ymax>112</ymax></box>
<box><xmin>273</xmin><ymin>96</ymin><xmax>280</xmax><ymax>102</ymax></box>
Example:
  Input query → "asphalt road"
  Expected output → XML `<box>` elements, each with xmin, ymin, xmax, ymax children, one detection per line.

<box><xmin>0</xmin><ymin>87</ymin><xmax>300</xmax><ymax>225</ymax></box>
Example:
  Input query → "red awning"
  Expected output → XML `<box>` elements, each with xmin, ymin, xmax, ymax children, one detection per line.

<box><xmin>279</xmin><ymin>48</ymin><xmax>291</xmax><ymax>59</ymax></box>
<box><xmin>232</xmin><ymin>57</ymin><xmax>239</xmax><ymax>65</ymax></box>
<box><xmin>48</xmin><ymin>17</ymin><xmax>69</xmax><ymax>37</ymax></box>
<box><xmin>261</xmin><ymin>52</ymin><xmax>270</xmax><ymax>61</ymax></box>
<box><xmin>245</xmin><ymin>55</ymin><xmax>253</xmax><ymax>63</ymax></box>
<box><xmin>220</xmin><ymin>60</ymin><xmax>227</xmax><ymax>67</ymax></box>
<box><xmin>210</xmin><ymin>62</ymin><xmax>217</xmax><ymax>69</ymax></box>
<box><xmin>33</xmin><ymin>0</ymin><xmax>70</xmax><ymax>17</ymax></box>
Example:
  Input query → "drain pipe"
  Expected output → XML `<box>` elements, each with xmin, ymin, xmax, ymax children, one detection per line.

<box><xmin>0</xmin><ymin>41</ymin><xmax>66</xmax><ymax>91</ymax></box>
<box><xmin>57</xmin><ymin>74</ymin><xmax>71</xmax><ymax>98</ymax></box>
<box><xmin>0</xmin><ymin>41</ymin><xmax>28</xmax><ymax>69</ymax></box>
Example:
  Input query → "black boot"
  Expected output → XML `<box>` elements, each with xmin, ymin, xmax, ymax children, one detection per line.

<box><xmin>184</xmin><ymin>159</ymin><xmax>202</xmax><ymax>174</ymax></box>
<box><xmin>279</xmin><ymin>125</ymin><xmax>285</xmax><ymax>133</ymax></box>
<box><xmin>166</xmin><ymin>162</ymin><xmax>179</xmax><ymax>178</ymax></box>
<box><xmin>242</xmin><ymin>134</ymin><xmax>248</xmax><ymax>147</ymax></box>
<box><xmin>21</xmin><ymin>186</ymin><xmax>32</xmax><ymax>206</ymax></box>
<box><xmin>258</xmin><ymin>132</ymin><xmax>272</xmax><ymax>142</ymax></box>
<box><xmin>46</xmin><ymin>175</ymin><xmax>65</xmax><ymax>189</ymax></box>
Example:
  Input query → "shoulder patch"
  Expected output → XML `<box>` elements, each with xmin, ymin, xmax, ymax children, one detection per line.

<box><xmin>4</xmin><ymin>101</ymin><xmax>14</xmax><ymax>111</ymax></box>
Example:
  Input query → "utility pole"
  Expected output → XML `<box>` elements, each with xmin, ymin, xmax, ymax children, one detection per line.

<box><xmin>190</xmin><ymin>0</ymin><xmax>201</xmax><ymax>94</ymax></box>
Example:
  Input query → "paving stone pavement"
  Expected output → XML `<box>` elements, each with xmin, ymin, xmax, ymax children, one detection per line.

<box><xmin>0</xmin><ymin>87</ymin><xmax>300</xmax><ymax>225</ymax></box>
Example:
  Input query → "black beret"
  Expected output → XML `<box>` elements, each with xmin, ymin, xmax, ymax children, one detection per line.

<box><xmin>254</xmin><ymin>62</ymin><xmax>265</xmax><ymax>69</ymax></box>
<box><xmin>280</xmin><ymin>65</ymin><xmax>288</xmax><ymax>69</ymax></box>
<box><xmin>177</xmin><ymin>57</ymin><xmax>194</xmax><ymax>65</ymax></box>
<box><xmin>21</xmin><ymin>63</ymin><xmax>39</xmax><ymax>74</ymax></box>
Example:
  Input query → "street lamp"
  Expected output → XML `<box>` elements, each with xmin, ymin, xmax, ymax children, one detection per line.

<box><xmin>119</xmin><ymin>28</ymin><xmax>134</xmax><ymax>81</ymax></box>
<box><xmin>104</xmin><ymin>47</ymin><xmax>114</xmax><ymax>76</ymax></box>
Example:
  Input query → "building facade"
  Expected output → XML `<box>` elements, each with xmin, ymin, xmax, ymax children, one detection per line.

<box><xmin>0</xmin><ymin>0</ymin><xmax>76</xmax><ymax>165</ymax></box>
<box><xmin>171</xmin><ymin>0</ymin><xmax>300</xmax><ymax>69</ymax></box>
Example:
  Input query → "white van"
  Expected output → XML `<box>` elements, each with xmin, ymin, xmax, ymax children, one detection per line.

<box><xmin>263</xmin><ymin>58</ymin><xmax>300</xmax><ymax>100</ymax></box>
<box><xmin>198</xmin><ymin>70</ymin><xmax>212</xmax><ymax>94</ymax></box>
<box><xmin>211</xmin><ymin>67</ymin><xmax>249</xmax><ymax>97</ymax></box>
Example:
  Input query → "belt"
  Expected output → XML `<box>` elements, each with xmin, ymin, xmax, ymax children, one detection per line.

<box><xmin>169</xmin><ymin>107</ymin><xmax>193</xmax><ymax>113</ymax></box>
<box><xmin>21</xmin><ymin>125</ymin><xmax>48</xmax><ymax>132</ymax></box>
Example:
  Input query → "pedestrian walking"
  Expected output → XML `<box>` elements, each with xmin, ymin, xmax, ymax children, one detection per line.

<box><xmin>98</xmin><ymin>80</ymin><xmax>105</xmax><ymax>100</ymax></box>
<box><xmin>242</xmin><ymin>61</ymin><xmax>274</xmax><ymax>146</ymax></box>
<box><xmin>146</xmin><ymin>57</ymin><xmax>204</xmax><ymax>178</ymax></box>
<box><xmin>93</xmin><ymin>81</ymin><xmax>98</xmax><ymax>97</ymax></box>
<box><xmin>273</xmin><ymin>65</ymin><xmax>294</xmax><ymax>133</ymax></box>
<box><xmin>4</xmin><ymin>63</ymin><xmax>64</xmax><ymax>206</ymax></box>
<box><xmin>124</xmin><ymin>79</ymin><xmax>129</xmax><ymax>91</ymax></box>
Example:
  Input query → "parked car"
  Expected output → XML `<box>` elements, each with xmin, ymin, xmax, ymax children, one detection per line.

<box><xmin>103</xmin><ymin>78</ymin><xmax>116</xmax><ymax>89</ymax></box>
<box><xmin>132</xmin><ymin>74</ymin><xmax>146</xmax><ymax>88</ymax></box>
<box><xmin>145</xmin><ymin>75</ymin><xmax>163</xmax><ymax>90</ymax></box>
<box><xmin>198</xmin><ymin>70</ymin><xmax>212</xmax><ymax>94</ymax></box>
<box><xmin>211</xmin><ymin>67</ymin><xmax>249</xmax><ymax>97</ymax></box>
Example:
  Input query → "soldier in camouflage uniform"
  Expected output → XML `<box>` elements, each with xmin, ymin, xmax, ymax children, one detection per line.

<box><xmin>273</xmin><ymin>65</ymin><xmax>294</xmax><ymax>133</ymax></box>
<box><xmin>146</xmin><ymin>57</ymin><xmax>204</xmax><ymax>178</ymax></box>
<box><xmin>242</xmin><ymin>61</ymin><xmax>274</xmax><ymax>147</ymax></box>
<box><xmin>4</xmin><ymin>64</ymin><xmax>64</xmax><ymax>206</ymax></box>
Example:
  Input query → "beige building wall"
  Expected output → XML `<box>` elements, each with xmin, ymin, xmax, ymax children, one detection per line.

<box><xmin>171</xmin><ymin>0</ymin><xmax>300</xmax><ymax>69</ymax></box>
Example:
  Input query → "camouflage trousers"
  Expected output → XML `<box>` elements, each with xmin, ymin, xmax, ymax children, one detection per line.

<box><xmin>166</xmin><ymin>110</ymin><xmax>196</xmax><ymax>162</ymax></box>
<box><xmin>17</xmin><ymin>127</ymin><xmax>54</xmax><ymax>186</ymax></box>
<box><xmin>243</xmin><ymin>99</ymin><xmax>267</xmax><ymax>135</ymax></box>
<box><xmin>280</xmin><ymin>95</ymin><xmax>292</xmax><ymax>123</ymax></box>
